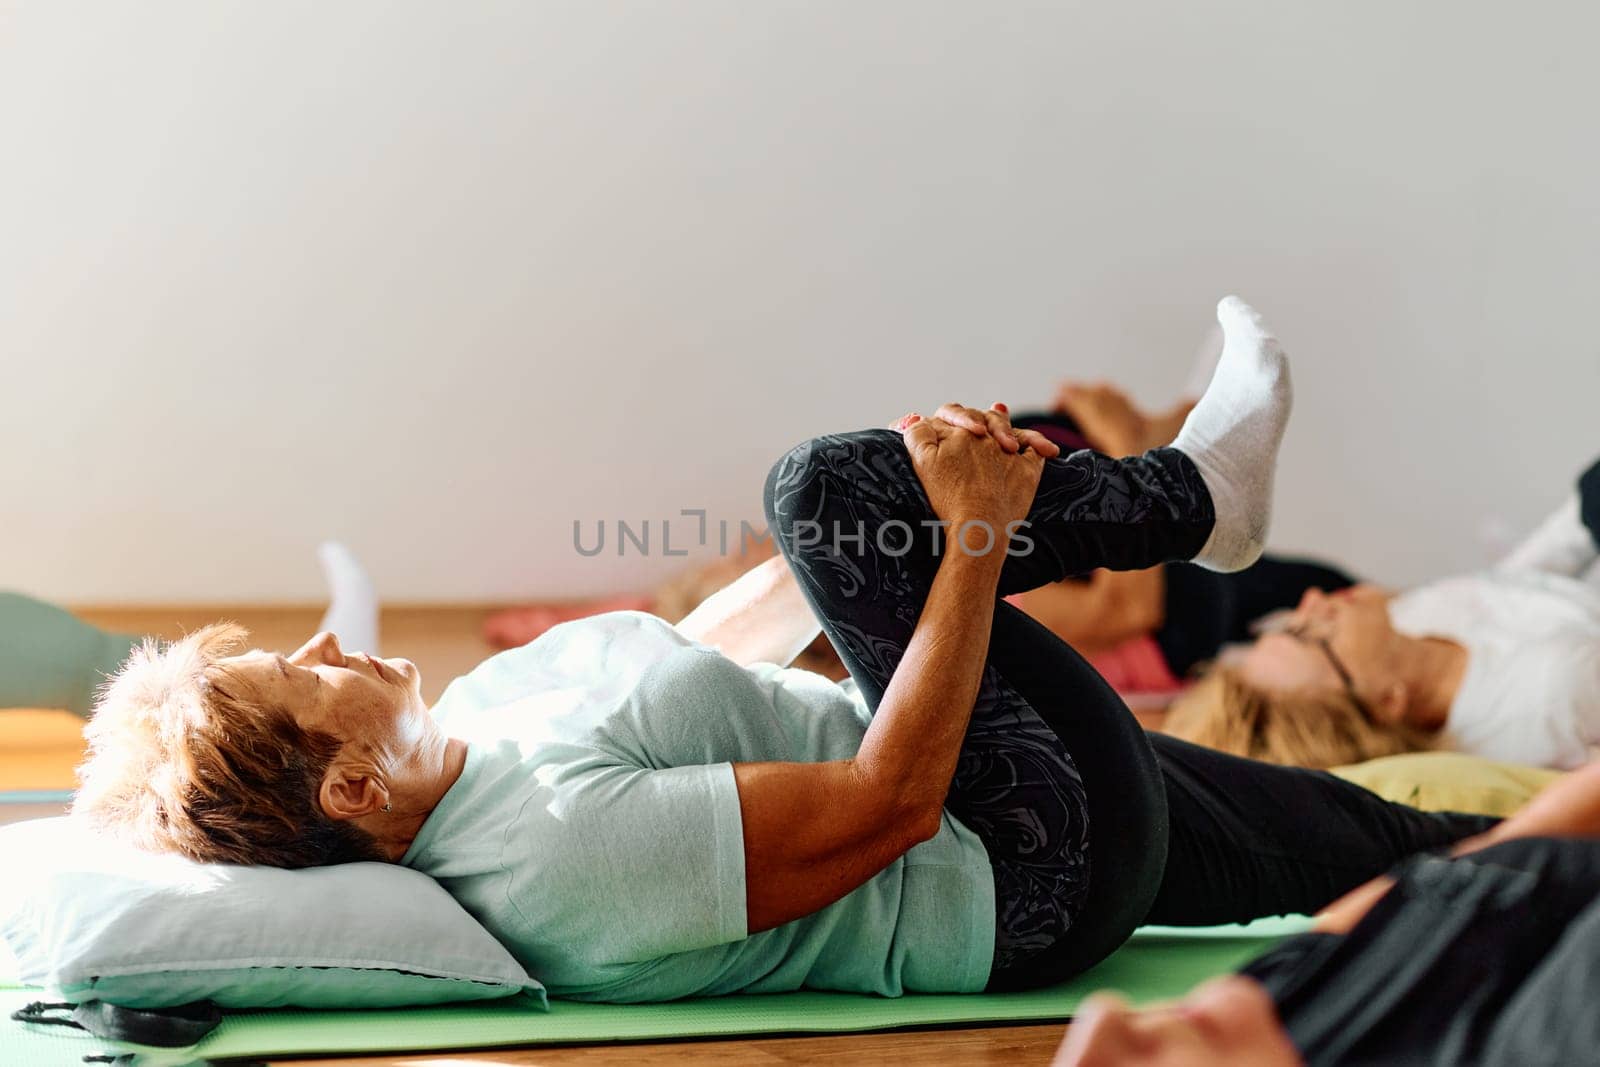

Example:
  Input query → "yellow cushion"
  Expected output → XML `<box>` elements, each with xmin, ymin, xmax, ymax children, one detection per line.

<box><xmin>0</xmin><ymin>708</ymin><xmax>87</xmax><ymax>791</ymax></box>
<box><xmin>1332</xmin><ymin>751</ymin><xmax>1564</xmax><ymax>817</ymax></box>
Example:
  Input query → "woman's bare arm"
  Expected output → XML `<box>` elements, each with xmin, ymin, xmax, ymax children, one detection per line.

<box><xmin>675</xmin><ymin>556</ymin><xmax>821</xmax><ymax>668</ymax></box>
<box><xmin>732</xmin><ymin>407</ymin><xmax>1057</xmax><ymax>935</ymax></box>
<box><xmin>733</xmin><ymin>547</ymin><xmax>1008</xmax><ymax>932</ymax></box>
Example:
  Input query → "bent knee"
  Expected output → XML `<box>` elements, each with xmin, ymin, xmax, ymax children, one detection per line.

<box><xmin>763</xmin><ymin>430</ymin><xmax>911</xmax><ymax>538</ymax></box>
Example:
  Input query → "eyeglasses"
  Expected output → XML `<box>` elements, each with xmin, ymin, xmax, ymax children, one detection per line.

<box><xmin>1283</xmin><ymin>621</ymin><xmax>1377</xmax><ymax>723</ymax></box>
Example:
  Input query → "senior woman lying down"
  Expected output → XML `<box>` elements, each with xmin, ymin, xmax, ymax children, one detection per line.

<box><xmin>75</xmin><ymin>299</ymin><xmax>1497</xmax><ymax>1001</ymax></box>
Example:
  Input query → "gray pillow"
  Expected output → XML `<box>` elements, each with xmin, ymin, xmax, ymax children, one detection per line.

<box><xmin>0</xmin><ymin>816</ymin><xmax>545</xmax><ymax>1010</ymax></box>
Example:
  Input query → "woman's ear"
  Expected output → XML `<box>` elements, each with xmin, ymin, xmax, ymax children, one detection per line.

<box><xmin>318</xmin><ymin>765</ymin><xmax>388</xmax><ymax>822</ymax></box>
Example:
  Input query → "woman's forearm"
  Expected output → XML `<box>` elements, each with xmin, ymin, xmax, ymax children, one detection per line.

<box><xmin>854</xmin><ymin>545</ymin><xmax>1008</xmax><ymax>838</ymax></box>
<box><xmin>674</xmin><ymin>556</ymin><xmax>822</xmax><ymax>667</ymax></box>
<box><xmin>734</xmin><ymin>412</ymin><xmax>1053</xmax><ymax>933</ymax></box>
<box><xmin>733</xmin><ymin>544</ymin><xmax>1008</xmax><ymax>933</ymax></box>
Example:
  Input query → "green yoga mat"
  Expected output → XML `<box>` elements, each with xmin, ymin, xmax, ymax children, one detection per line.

<box><xmin>1</xmin><ymin>917</ymin><xmax>1310</xmax><ymax>1066</ymax></box>
<box><xmin>0</xmin><ymin>790</ymin><xmax>72</xmax><ymax>804</ymax></box>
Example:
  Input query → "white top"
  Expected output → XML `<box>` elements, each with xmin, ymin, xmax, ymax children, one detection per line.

<box><xmin>1389</xmin><ymin>571</ymin><xmax>1600</xmax><ymax>769</ymax></box>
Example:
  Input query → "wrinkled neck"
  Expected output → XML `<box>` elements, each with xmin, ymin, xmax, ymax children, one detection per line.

<box><xmin>370</xmin><ymin>734</ymin><xmax>468</xmax><ymax>861</ymax></box>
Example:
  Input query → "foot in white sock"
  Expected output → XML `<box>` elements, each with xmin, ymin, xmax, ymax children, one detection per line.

<box><xmin>1171</xmin><ymin>296</ymin><xmax>1293</xmax><ymax>572</ymax></box>
<box><xmin>317</xmin><ymin>541</ymin><xmax>381</xmax><ymax>653</ymax></box>
<box><xmin>1181</xmin><ymin>320</ymin><xmax>1226</xmax><ymax>400</ymax></box>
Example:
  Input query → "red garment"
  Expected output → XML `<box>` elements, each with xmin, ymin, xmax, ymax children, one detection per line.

<box><xmin>1086</xmin><ymin>635</ymin><xmax>1184</xmax><ymax>695</ymax></box>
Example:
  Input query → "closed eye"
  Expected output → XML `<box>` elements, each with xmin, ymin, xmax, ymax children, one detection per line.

<box><xmin>277</xmin><ymin>655</ymin><xmax>322</xmax><ymax>686</ymax></box>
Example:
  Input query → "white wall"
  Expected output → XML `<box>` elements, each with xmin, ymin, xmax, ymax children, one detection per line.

<box><xmin>3</xmin><ymin>1</ymin><xmax>1597</xmax><ymax>603</ymax></box>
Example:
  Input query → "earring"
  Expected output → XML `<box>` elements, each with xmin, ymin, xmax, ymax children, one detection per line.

<box><xmin>381</xmin><ymin>802</ymin><xmax>392</xmax><ymax>813</ymax></box>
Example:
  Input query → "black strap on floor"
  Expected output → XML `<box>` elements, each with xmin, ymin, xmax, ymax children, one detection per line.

<box><xmin>12</xmin><ymin>998</ymin><xmax>223</xmax><ymax>1047</ymax></box>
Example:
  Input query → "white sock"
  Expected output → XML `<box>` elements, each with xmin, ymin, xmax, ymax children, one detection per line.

<box><xmin>1496</xmin><ymin>494</ymin><xmax>1599</xmax><ymax>579</ymax></box>
<box><xmin>1181</xmin><ymin>320</ymin><xmax>1226</xmax><ymax>400</ymax></box>
<box><xmin>317</xmin><ymin>541</ymin><xmax>381</xmax><ymax>653</ymax></box>
<box><xmin>1171</xmin><ymin>296</ymin><xmax>1294</xmax><ymax>573</ymax></box>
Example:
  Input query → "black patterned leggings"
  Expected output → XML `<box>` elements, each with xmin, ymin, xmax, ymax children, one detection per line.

<box><xmin>765</xmin><ymin>430</ymin><xmax>1497</xmax><ymax>990</ymax></box>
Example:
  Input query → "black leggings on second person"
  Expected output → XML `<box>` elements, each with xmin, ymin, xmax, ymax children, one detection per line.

<box><xmin>764</xmin><ymin>430</ymin><xmax>1496</xmax><ymax>990</ymax></box>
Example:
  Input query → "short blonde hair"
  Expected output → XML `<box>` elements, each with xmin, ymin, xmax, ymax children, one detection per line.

<box><xmin>1163</xmin><ymin>664</ymin><xmax>1437</xmax><ymax>770</ymax></box>
<box><xmin>74</xmin><ymin>623</ymin><xmax>380</xmax><ymax>868</ymax></box>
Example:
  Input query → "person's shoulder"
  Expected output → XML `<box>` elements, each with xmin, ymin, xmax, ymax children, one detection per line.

<box><xmin>1469</xmin><ymin>569</ymin><xmax>1600</xmax><ymax>623</ymax></box>
<box><xmin>1530</xmin><ymin>635</ymin><xmax>1600</xmax><ymax>720</ymax></box>
<box><xmin>1462</xmin><ymin>635</ymin><xmax>1600</xmax><ymax>709</ymax></box>
<box><xmin>1511</xmin><ymin>633</ymin><xmax>1600</xmax><ymax>685</ymax></box>
<box><xmin>1452</xmin><ymin>636</ymin><xmax>1600</xmax><ymax>766</ymax></box>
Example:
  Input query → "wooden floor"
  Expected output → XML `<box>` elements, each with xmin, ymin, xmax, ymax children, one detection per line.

<box><xmin>283</xmin><ymin>1024</ymin><xmax>1067</xmax><ymax>1065</ymax></box>
<box><xmin>49</xmin><ymin>604</ymin><xmax>1072</xmax><ymax>1066</ymax></box>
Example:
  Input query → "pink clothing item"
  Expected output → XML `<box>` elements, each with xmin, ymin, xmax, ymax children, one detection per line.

<box><xmin>1086</xmin><ymin>635</ymin><xmax>1184</xmax><ymax>695</ymax></box>
<box><xmin>1001</xmin><ymin>592</ymin><xmax>1184</xmax><ymax>696</ymax></box>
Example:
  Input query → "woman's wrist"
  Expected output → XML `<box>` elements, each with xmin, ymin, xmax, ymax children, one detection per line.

<box><xmin>942</xmin><ymin>512</ymin><xmax>1018</xmax><ymax>555</ymax></box>
<box><xmin>935</xmin><ymin>529</ymin><xmax>1009</xmax><ymax>584</ymax></box>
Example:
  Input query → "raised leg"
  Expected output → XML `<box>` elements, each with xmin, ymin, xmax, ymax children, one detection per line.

<box><xmin>766</xmin><ymin>429</ymin><xmax>1216</xmax><ymax>653</ymax></box>
<box><xmin>764</xmin><ymin>296</ymin><xmax>1297</xmax><ymax>984</ymax></box>
<box><xmin>764</xmin><ymin>431</ymin><xmax>1205</xmax><ymax>984</ymax></box>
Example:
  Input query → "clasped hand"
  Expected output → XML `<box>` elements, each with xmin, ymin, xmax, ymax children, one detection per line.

<box><xmin>890</xmin><ymin>402</ymin><xmax>1061</xmax><ymax>541</ymax></box>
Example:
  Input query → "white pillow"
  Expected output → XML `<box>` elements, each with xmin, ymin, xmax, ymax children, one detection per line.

<box><xmin>0</xmin><ymin>817</ymin><xmax>545</xmax><ymax>1010</ymax></box>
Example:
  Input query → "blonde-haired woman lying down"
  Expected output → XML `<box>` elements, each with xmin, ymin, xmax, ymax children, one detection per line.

<box><xmin>1166</xmin><ymin>457</ymin><xmax>1600</xmax><ymax>770</ymax></box>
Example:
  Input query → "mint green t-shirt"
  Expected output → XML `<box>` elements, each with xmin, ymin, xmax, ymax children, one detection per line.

<box><xmin>401</xmin><ymin>611</ymin><xmax>995</xmax><ymax>1002</ymax></box>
